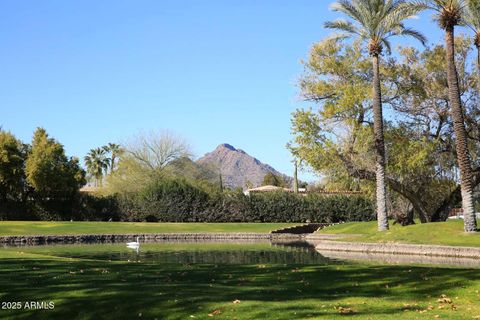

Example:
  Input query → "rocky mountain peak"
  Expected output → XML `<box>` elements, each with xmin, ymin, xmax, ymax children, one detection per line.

<box><xmin>197</xmin><ymin>144</ymin><xmax>292</xmax><ymax>189</ymax></box>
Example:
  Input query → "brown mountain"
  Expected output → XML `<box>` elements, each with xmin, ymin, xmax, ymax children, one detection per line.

<box><xmin>197</xmin><ymin>143</ymin><xmax>292</xmax><ymax>189</ymax></box>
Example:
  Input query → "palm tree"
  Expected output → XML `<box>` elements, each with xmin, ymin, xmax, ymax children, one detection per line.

<box><xmin>84</xmin><ymin>148</ymin><xmax>108</xmax><ymax>187</ymax></box>
<box><xmin>465</xmin><ymin>0</ymin><xmax>480</xmax><ymax>91</ymax></box>
<box><xmin>414</xmin><ymin>0</ymin><xmax>477</xmax><ymax>232</ymax></box>
<box><xmin>103</xmin><ymin>143</ymin><xmax>123</xmax><ymax>174</ymax></box>
<box><xmin>325</xmin><ymin>0</ymin><xmax>426</xmax><ymax>231</ymax></box>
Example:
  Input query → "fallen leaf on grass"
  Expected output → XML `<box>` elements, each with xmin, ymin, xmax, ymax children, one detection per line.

<box><xmin>437</xmin><ymin>294</ymin><xmax>452</xmax><ymax>304</ymax></box>
<box><xmin>402</xmin><ymin>303</ymin><xmax>419</xmax><ymax>311</ymax></box>
<box><xmin>334</xmin><ymin>306</ymin><xmax>354</xmax><ymax>314</ymax></box>
<box><xmin>208</xmin><ymin>310</ymin><xmax>221</xmax><ymax>317</ymax></box>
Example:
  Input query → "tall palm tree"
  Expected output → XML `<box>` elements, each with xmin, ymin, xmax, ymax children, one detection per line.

<box><xmin>414</xmin><ymin>0</ymin><xmax>477</xmax><ymax>232</ymax></box>
<box><xmin>464</xmin><ymin>0</ymin><xmax>480</xmax><ymax>91</ymax></box>
<box><xmin>325</xmin><ymin>0</ymin><xmax>426</xmax><ymax>231</ymax></box>
<box><xmin>103</xmin><ymin>143</ymin><xmax>123</xmax><ymax>174</ymax></box>
<box><xmin>84</xmin><ymin>148</ymin><xmax>108</xmax><ymax>187</ymax></box>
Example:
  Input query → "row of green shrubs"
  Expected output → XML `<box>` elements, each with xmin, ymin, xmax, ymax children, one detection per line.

<box><xmin>0</xmin><ymin>178</ymin><xmax>375</xmax><ymax>222</ymax></box>
<box><xmin>94</xmin><ymin>179</ymin><xmax>373</xmax><ymax>223</ymax></box>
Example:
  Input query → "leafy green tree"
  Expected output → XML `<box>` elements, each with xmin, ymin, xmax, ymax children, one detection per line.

<box><xmin>290</xmin><ymin>38</ymin><xmax>480</xmax><ymax>224</ymax></box>
<box><xmin>0</xmin><ymin>130</ymin><xmax>26</xmax><ymax>202</ymax></box>
<box><xmin>84</xmin><ymin>147</ymin><xmax>108</xmax><ymax>186</ymax></box>
<box><xmin>25</xmin><ymin>128</ymin><xmax>85</xmax><ymax>199</ymax></box>
<box><xmin>262</xmin><ymin>172</ymin><xmax>286</xmax><ymax>187</ymax></box>
<box><xmin>244</xmin><ymin>180</ymin><xmax>254</xmax><ymax>190</ymax></box>
<box><xmin>414</xmin><ymin>0</ymin><xmax>477</xmax><ymax>231</ymax></box>
<box><xmin>324</xmin><ymin>0</ymin><xmax>426</xmax><ymax>231</ymax></box>
<box><xmin>387</xmin><ymin>36</ymin><xmax>480</xmax><ymax>221</ymax></box>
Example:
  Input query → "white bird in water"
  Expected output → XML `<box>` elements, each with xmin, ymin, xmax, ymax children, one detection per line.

<box><xmin>126</xmin><ymin>237</ymin><xmax>140</xmax><ymax>249</ymax></box>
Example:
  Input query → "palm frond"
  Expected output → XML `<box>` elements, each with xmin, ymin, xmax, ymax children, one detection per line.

<box><xmin>325</xmin><ymin>0</ymin><xmax>427</xmax><ymax>56</ymax></box>
<box><xmin>393</xmin><ymin>27</ymin><xmax>428</xmax><ymax>46</ymax></box>
<box><xmin>324</xmin><ymin>19</ymin><xmax>361</xmax><ymax>36</ymax></box>
<box><xmin>464</xmin><ymin>0</ymin><xmax>480</xmax><ymax>32</ymax></box>
<box><xmin>330</xmin><ymin>0</ymin><xmax>367</xmax><ymax>26</ymax></box>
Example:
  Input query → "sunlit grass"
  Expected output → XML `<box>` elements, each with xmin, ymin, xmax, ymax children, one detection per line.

<box><xmin>0</xmin><ymin>222</ymin><xmax>299</xmax><ymax>236</ymax></box>
<box><xmin>319</xmin><ymin>220</ymin><xmax>480</xmax><ymax>247</ymax></box>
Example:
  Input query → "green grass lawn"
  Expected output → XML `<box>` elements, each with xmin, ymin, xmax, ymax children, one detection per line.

<box><xmin>0</xmin><ymin>243</ymin><xmax>480</xmax><ymax>319</ymax></box>
<box><xmin>0</xmin><ymin>222</ymin><xmax>299</xmax><ymax>236</ymax></box>
<box><xmin>319</xmin><ymin>220</ymin><xmax>480</xmax><ymax>247</ymax></box>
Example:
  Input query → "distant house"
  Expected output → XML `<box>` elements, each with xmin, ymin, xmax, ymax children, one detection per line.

<box><xmin>243</xmin><ymin>185</ymin><xmax>290</xmax><ymax>196</ymax></box>
<box><xmin>243</xmin><ymin>185</ymin><xmax>362</xmax><ymax>196</ymax></box>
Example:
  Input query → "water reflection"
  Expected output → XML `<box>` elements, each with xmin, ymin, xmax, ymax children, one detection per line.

<box><xmin>92</xmin><ymin>244</ymin><xmax>335</xmax><ymax>265</ymax></box>
<box><xmin>3</xmin><ymin>239</ymin><xmax>480</xmax><ymax>268</ymax></box>
<box><xmin>317</xmin><ymin>250</ymin><xmax>480</xmax><ymax>269</ymax></box>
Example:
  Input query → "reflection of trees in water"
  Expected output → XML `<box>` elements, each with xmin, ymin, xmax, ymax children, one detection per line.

<box><xmin>319</xmin><ymin>251</ymin><xmax>480</xmax><ymax>269</ymax></box>
<box><xmin>139</xmin><ymin>250</ymin><xmax>333</xmax><ymax>264</ymax></box>
<box><xmin>70</xmin><ymin>247</ymin><xmax>333</xmax><ymax>265</ymax></box>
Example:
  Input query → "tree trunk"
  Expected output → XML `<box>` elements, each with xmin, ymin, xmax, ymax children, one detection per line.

<box><xmin>430</xmin><ymin>185</ymin><xmax>462</xmax><ymax>222</ymax></box>
<box><xmin>293</xmin><ymin>160</ymin><xmax>299</xmax><ymax>194</ymax></box>
<box><xmin>111</xmin><ymin>155</ymin><xmax>116</xmax><ymax>174</ymax></box>
<box><xmin>372</xmin><ymin>54</ymin><xmax>389</xmax><ymax>231</ymax></box>
<box><xmin>477</xmin><ymin>43</ymin><xmax>480</xmax><ymax>92</ymax></box>
<box><xmin>445</xmin><ymin>27</ymin><xmax>477</xmax><ymax>232</ymax></box>
<box><xmin>219</xmin><ymin>173</ymin><xmax>224</xmax><ymax>193</ymax></box>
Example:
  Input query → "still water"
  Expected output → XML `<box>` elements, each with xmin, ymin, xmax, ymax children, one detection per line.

<box><xmin>3</xmin><ymin>240</ymin><xmax>480</xmax><ymax>268</ymax></box>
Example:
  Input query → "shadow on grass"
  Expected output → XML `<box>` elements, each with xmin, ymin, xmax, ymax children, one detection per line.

<box><xmin>0</xmin><ymin>253</ymin><xmax>478</xmax><ymax>319</ymax></box>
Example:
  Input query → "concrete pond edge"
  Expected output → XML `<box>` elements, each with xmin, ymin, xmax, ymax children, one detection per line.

<box><xmin>314</xmin><ymin>239</ymin><xmax>480</xmax><ymax>259</ymax></box>
<box><xmin>0</xmin><ymin>233</ymin><xmax>304</xmax><ymax>245</ymax></box>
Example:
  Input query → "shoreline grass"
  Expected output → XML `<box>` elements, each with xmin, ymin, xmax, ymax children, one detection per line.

<box><xmin>318</xmin><ymin>220</ymin><xmax>480</xmax><ymax>247</ymax></box>
<box><xmin>0</xmin><ymin>222</ymin><xmax>299</xmax><ymax>236</ymax></box>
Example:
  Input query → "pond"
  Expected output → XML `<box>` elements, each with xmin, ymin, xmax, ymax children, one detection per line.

<box><xmin>1</xmin><ymin>241</ymin><xmax>332</xmax><ymax>265</ymax></box>
<box><xmin>2</xmin><ymin>239</ymin><xmax>480</xmax><ymax>268</ymax></box>
<box><xmin>1</xmin><ymin>241</ymin><xmax>480</xmax><ymax>319</ymax></box>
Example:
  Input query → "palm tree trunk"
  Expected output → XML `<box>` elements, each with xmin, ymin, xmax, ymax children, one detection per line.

<box><xmin>477</xmin><ymin>42</ymin><xmax>480</xmax><ymax>92</ymax></box>
<box><xmin>372</xmin><ymin>54</ymin><xmax>389</xmax><ymax>231</ymax></box>
<box><xmin>293</xmin><ymin>160</ymin><xmax>299</xmax><ymax>194</ymax></box>
<box><xmin>111</xmin><ymin>155</ymin><xmax>116</xmax><ymax>174</ymax></box>
<box><xmin>445</xmin><ymin>27</ymin><xmax>477</xmax><ymax>232</ymax></box>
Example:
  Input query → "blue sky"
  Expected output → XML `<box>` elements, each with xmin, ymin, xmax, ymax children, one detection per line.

<box><xmin>0</xmin><ymin>1</ymin><xmax>451</xmax><ymax>181</ymax></box>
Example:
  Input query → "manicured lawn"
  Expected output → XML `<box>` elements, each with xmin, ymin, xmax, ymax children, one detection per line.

<box><xmin>319</xmin><ymin>220</ymin><xmax>480</xmax><ymax>247</ymax></box>
<box><xmin>0</xmin><ymin>243</ymin><xmax>479</xmax><ymax>319</ymax></box>
<box><xmin>0</xmin><ymin>222</ymin><xmax>299</xmax><ymax>236</ymax></box>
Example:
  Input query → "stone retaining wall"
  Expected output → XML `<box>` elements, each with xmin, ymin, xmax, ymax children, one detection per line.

<box><xmin>318</xmin><ymin>250</ymin><xmax>480</xmax><ymax>268</ymax></box>
<box><xmin>0</xmin><ymin>233</ymin><xmax>303</xmax><ymax>246</ymax></box>
<box><xmin>315</xmin><ymin>240</ymin><xmax>480</xmax><ymax>259</ymax></box>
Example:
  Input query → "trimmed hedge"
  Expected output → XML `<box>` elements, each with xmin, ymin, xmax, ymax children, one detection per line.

<box><xmin>114</xmin><ymin>179</ymin><xmax>375</xmax><ymax>223</ymax></box>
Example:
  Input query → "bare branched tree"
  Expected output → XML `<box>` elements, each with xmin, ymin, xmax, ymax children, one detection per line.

<box><xmin>124</xmin><ymin>130</ymin><xmax>191</xmax><ymax>174</ymax></box>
